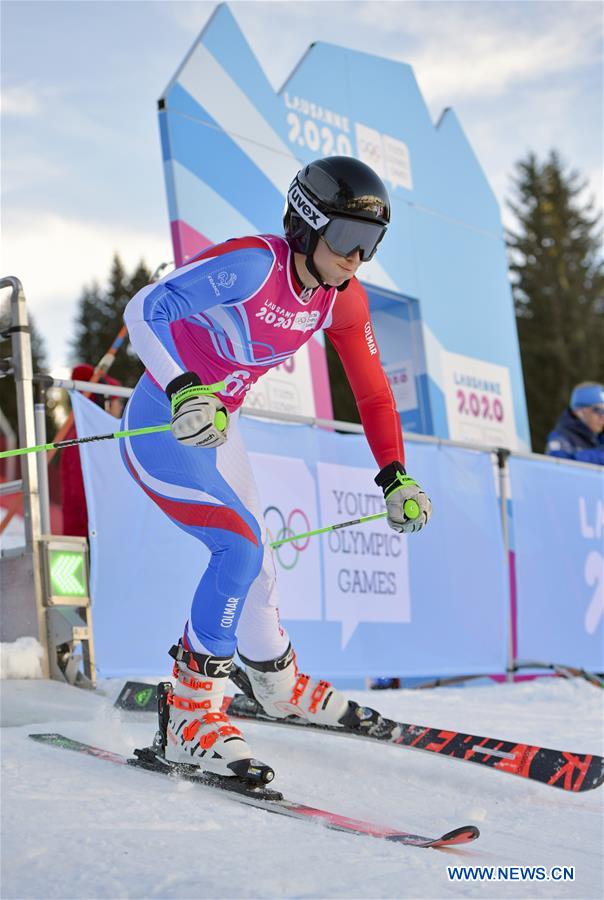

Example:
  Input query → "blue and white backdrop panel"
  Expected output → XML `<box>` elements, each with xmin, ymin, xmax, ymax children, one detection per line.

<box><xmin>509</xmin><ymin>455</ymin><xmax>604</xmax><ymax>671</ymax></box>
<box><xmin>73</xmin><ymin>393</ymin><xmax>508</xmax><ymax>679</ymax></box>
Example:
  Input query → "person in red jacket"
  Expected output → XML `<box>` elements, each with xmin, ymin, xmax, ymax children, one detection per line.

<box><xmin>60</xmin><ymin>364</ymin><xmax>123</xmax><ymax>536</ymax></box>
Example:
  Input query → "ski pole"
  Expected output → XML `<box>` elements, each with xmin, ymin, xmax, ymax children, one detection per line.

<box><xmin>0</xmin><ymin>325</ymin><xmax>130</xmax><ymax>536</ymax></box>
<box><xmin>1</xmin><ymin>429</ymin><xmax>421</xmax><ymax>536</ymax></box>
<box><xmin>0</xmin><ymin>424</ymin><xmax>171</xmax><ymax>459</ymax></box>
<box><xmin>47</xmin><ymin>324</ymin><xmax>129</xmax><ymax>463</ymax></box>
<box><xmin>268</xmin><ymin>501</ymin><xmax>420</xmax><ymax>549</ymax></box>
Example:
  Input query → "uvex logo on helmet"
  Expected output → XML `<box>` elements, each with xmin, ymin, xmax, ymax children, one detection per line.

<box><xmin>288</xmin><ymin>184</ymin><xmax>330</xmax><ymax>231</ymax></box>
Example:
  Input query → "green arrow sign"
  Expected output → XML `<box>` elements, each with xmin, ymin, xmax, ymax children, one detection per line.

<box><xmin>49</xmin><ymin>550</ymin><xmax>87</xmax><ymax>597</ymax></box>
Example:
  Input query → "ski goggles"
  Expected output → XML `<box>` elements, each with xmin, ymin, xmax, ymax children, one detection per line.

<box><xmin>321</xmin><ymin>216</ymin><xmax>387</xmax><ymax>262</ymax></box>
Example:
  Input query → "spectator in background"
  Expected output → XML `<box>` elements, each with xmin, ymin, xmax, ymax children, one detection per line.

<box><xmin>370</xmin><ymin>676</ymin><xmax>401</xmax><ymax>690</ymax></box>
<box><xmin>545</xmin><ymin>382</ymin><xmax>604</xmax><ymax>466</ymax></box>
<box><xmin>60</xmin><ymin>365</ymin><xmax>124</xmax><ymax>536</ymax></box>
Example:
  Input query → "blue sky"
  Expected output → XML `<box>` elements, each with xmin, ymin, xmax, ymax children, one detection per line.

<box><xmin>2</xmin><ymin>0</ymin><xmax>602</xmax><ymax>371</ymax></box>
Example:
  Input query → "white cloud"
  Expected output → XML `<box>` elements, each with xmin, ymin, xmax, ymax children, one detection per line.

<box><xmin>1</xmin><ymin>153</ymin><xmax>68</xmax><ymax>194</ymax></box>
<box><xmin>410</xmin><ymin>14</ymin><xmax>601</xmax><ymax>107</ymax></box>
<box><xmin>0</xmin><ymin>79</ymin><xmax>70</xmax><ymax>118</ymax></box>
<box><xmin>0</xmin><ymin>84</ymin><xmax>41</xmax><ymax>116</ymax></box>
<box><xmin>1</xmin><ymin>212</ymin><xmax>172</xmax><ymax>369</ymax></box>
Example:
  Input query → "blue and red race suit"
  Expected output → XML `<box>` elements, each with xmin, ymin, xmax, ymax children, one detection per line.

<box><xmin>122</xmin><ymin>235</ymin><xmax>405</xmax><ymax>659</ymax></box>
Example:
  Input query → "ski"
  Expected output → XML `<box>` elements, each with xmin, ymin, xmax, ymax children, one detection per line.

<box><xmin>28</xmin><ymin>733</ymin><xmax>479</xmax><ymax>849</ymax></box>
<box><xmin>115</xmin><ymin>679</ymin><xmax>604</xmax><ymax>793</ymax></box>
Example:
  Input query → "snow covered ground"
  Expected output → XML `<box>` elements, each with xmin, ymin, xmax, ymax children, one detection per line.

<box><xmin>1</xmin><ymin>672</ymin><xmax>603</xmax><ymax>899</ymax></box>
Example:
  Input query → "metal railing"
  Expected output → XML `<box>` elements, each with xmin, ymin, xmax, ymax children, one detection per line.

<box><xmin>2</xmin><ymin>274</ymin><xmax>601</xmax><ymax>687</ymax></box>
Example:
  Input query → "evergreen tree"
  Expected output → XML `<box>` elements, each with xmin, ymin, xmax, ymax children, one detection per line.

<box><xmin>506</xmin><ymin>151</ymin><xmax>604</xmax><ymax>450</ymax></box>
<box><xmin>70</xmin><ymin>254</ymin><xmax>151</xmax><ymax>386</ymax></box>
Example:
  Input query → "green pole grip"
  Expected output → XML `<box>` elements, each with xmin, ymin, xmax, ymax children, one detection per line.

<box><xmin>403</xmin><ymin>499</ymin><xmax>420</xmax><ymax>520</ymax></box>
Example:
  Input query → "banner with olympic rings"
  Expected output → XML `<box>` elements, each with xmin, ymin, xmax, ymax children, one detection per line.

<box><xmin>316</xmin><ymin>462</ymin><xmax>411</xmax><ymax>648</ymax></box>
<box><xmin>75</xmin><ymin>394</ymin><xmax>509</xmax><ymax>679</ymax></box>
<box><xmin>241</xmin><ymin>418</ymin><xmax>509</xmax><ymax>679</ymax></box>
<box><xmin>248</xmin><ymin>452</ymin><xmax>322</xmax><ymax>621</ymax></box>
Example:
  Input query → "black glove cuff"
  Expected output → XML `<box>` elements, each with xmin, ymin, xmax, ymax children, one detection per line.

<box><xmin>375</xmin><ymin>460</ymin><xmax>406</xmax><ymax>496</ymax></box>
<box><xmin>165</xmin><ymin>371</ymin><xmax>201</xmax><ymax>402</ymax></box>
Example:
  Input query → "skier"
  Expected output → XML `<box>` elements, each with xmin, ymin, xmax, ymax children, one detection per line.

<box><xmin>121</xmin><ymin>156</ymin><xmax>432</xmax><ymax>781</ymax></box>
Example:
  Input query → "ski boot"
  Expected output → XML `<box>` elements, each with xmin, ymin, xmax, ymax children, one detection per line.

<box><xmin>148</xmin><ymin>642</ymin><xmax>274</xmax><ymax>784</ymax></box>
<box><xmin>236</xmin><ymin>644</ymin><xmax>400</xmax><ymax>739</ymax></box>
<box><xmin>238</xmin><ymin>643</ymin><xmax>350</xmax><ymax>726</ymax></box>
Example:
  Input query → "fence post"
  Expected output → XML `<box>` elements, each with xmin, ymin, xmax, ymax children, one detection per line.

<box><xmin>496</xmin><ymin>448</ymin><xmax>515</xmax><ymax>682</ymax></box>
<box><xmin>34</xmin><ymin>380</ymin><xmax>52</xmax><ymax>535</ymax></box>
<box><xmin>0</xmin><ymin>276</ymin><xmax>49</xmax><ymax>676</ymax></box>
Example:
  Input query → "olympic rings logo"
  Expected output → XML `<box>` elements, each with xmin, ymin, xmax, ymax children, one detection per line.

<box><xmin>264</xmin><ymin>505</ymin><xmax>311</xmax><ymax>570</ymax></box>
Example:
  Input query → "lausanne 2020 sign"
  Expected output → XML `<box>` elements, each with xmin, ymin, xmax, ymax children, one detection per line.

<box><xmin>158</xmin><ymin>3</ymin><xmax>529</xmax><ymax>450</ymax></box>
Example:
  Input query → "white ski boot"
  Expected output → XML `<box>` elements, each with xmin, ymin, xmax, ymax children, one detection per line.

<box><xmin>163</xmin><ymin>642</ymin><xmax>273</xmax><ymax>782</ymax></box>
<box><xmin>239</xmin><ymin>644</ymin><xmax>350</xmax><ymax>726</ymax></box>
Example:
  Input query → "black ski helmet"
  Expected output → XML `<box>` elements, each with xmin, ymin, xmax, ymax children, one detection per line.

<box><xmin>284</xmin><ymin>156</ymin><xmax>390</xmax><ymax>287</ymax></box>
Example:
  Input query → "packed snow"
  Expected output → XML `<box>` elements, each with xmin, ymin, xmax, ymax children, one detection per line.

<box><xmin>0</xmin><ymin>637</ymin><xmax>44</xmax><ymax>680</ymax></box>
<box><xmin>1</xmin><ymin>662</ymin><xmax>603</xmax><ymax>899</ymax></box>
